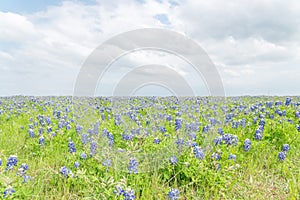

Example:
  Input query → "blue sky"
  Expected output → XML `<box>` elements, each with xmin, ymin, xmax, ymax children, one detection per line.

<box><xmin>0</xmin><ymin>0</ymin><xmax>300</xmax><ymax>96</ymax></box>
<box><xmin>0</xmin><ymin>0</ymin><xmax>62</xmax><ymax>13</ymax></box>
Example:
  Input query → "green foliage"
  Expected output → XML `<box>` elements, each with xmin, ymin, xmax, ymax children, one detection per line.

<box><xmin>0</xmin><ymin>96</ymin><xmax>299</xmax><ymax>199</ymax></box>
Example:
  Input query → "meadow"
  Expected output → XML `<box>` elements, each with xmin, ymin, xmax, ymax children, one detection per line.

<box><xmin>0</xmin><ymin>96</ymin><xmax>299</xmax><ymax>199</ymax></box>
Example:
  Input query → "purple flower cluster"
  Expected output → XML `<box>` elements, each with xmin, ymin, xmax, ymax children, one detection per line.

<box><xmin>278</xmin><ymin>144</ymin><xmax>290</xmax><ymax>161</ymax></box>
<box><xmin>243</xmin><ymin>139</ymin><xmax>251</xmax><ymax>152</ymax></box>
<box><xmin>60</xmin><ymin>166</ymin><xmax>73</xmax><ymax>178</ymax></box>
<box><xmin>168</xmin><ymin>188</ymin><xmax>180</xmax><ymax>200</ymax></box>
<box><xmin>169</xmin><ymin>155</ymin><xmax>178</xmax><ymax>165</ymax></box>
<box><xmin>6</xmin><ymin>155</ymin><xmax>18</xmax><ymax>171</ymax></box>
<box><xmin>214</xmin><ymin>134</ymin><xmax>238</xmax><ymax>146</ymax></box>
<box><xmin>68</xmin><ymin>139</ymin><xmax>76</xmax><ymax>153</ymax></box>
<box><xmin>193</xmin><ymin>146</ymin><xmax>205</xmax><ymax>160</ymax></box>
<box><xmin>114</xmin><ymin>186</ymin><xmax>136</xmax><ymax>200</ymax></box>
<box><xmin>128</xmin><ymin>158</ymin><xmax>138</xmax><ymax>174</ymax></box>
<box><xmin>153</xmin><ymin>138</ymin><xmax>160</xmax><ymax>144</ymax></box>
<box><xmin>3</xmin><ymin>187</ymin><xmax>16</xmax><ymax>198</ymax></box>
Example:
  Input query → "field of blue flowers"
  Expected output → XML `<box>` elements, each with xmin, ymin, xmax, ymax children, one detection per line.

<box><xmin>0</xmin><ymin>96</ymin><xmax>299</xmax><ymax>199</ymax></box>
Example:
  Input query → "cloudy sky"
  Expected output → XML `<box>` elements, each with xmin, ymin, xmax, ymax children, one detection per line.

<box><xmin>0</xmin><ymin>0</ymin><xmax>300</xmax><ymax>96</ymax></box>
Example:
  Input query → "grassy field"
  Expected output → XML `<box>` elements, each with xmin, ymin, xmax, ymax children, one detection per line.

<box><xmin>0</xmin><ymin>96</ymin><xmax>299</xmax><ymax>199</ymax></box>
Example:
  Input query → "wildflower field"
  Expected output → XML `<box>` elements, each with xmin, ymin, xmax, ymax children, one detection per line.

<box><xmin>0</xmin><ymin>96</ymin><xmax>299</xmax><ymax>199</ymax></box>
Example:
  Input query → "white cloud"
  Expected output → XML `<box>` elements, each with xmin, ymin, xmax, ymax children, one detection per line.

<box><xmin>0</xmin><ymin>0</ymin><xmax>300</xmax><ymax>96</ymax></box>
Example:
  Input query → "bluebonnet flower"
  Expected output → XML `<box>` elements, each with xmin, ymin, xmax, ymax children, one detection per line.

<box><xmin>114</xmin><ymin>185</ymin><xmax>124</xmax><ymax>196</ymax></box>
<box><xmin>228</xmin><ymin>154</ymin><xmax>236</xmax><ymax>163</ymax></box>
<box><xmin>107</xmin><ymin>132</ymin><xmax>114</xmax><ymax>147</ymax></box>
<box><xmin>176</xmin><ymin>138</ymin><xmax>185</xmax><ymax>149</ymax></box>
<box><xmin>297</xmin><ymin>125</ymin><xmax>300</xmax><ymax>132</ymax></box>
<box><xmin>114</xmin><ymin>117</ymin><xmax>122</xmax><ymax>126</ymax></box>
<box><xmin>74</xmin><ymin>161</ymin><xmax>80</xmax><ymax>168</ymax></box>
<box><xmin>65</xmin><ymin>107</ymin><xmax>70</xmax><ymax>113</ymax></box>
<box><xmin>259</xmin><ymin>119</ymin><xmax>265</xmax><ymax>126</ymax></box>
<box><xmin>3</xmin><ymin>187</ymin><xmax>16</xmax><ymax>198</ymax></box>
<box><xmin>68</xmin><ymin>139</ymin><xmax>76</xmax><ymax>153</ymax></box>
<box><xmin>188</xmin><ymin>132</ymin><xmax>196</xmax><ymax>140</ymax></box>
<box><xmin>278</xmin><ymin>151</ymin><xmax>286</xmax><ymax>161</ymax></box>
<box><xmin>59</xmin><ymin>166</ymin><xmax>73</xmax><ymax>178</ymax></box>
<box><xmin>0</xmin><ymin>158</ymin><xmax>2</xmax><ymax>166</ymax></box>
<box><xmin>282</xmin><ymin>110</ymin><xmax>286</xmax><ymax>116</ymax></box>
<box><xmin>128</xmin><ymin>158</ymin><xmax>138</xmax><ymax>174</ymax></box>
<box><xmin>254</xmin><ymin>130</ymin><xmax>263</xmax><ymax>140</ymax></box>
<box><xmin>166</xmin><ymin>114</ymin><xmax>172</xmax><ymax>121</ymax></box>
<box><xmin>277</xmin><ymin>110</ymin><xmax>283</xmax><ymax>116</ymax></box>
<box><xmin>168</xmin><ymin>188</ymin><xmax>180</xmax><ymax>200</ymax></box>
<box><xmin>102</xmin><ymin>128</ymin><xmax>108</xmax><ymax>137</ymax></box>
<box><xmin>225</xmin><ymin>113</ymin><xmax>233</xmax><ymax>123</ymax></box>
<box><xmin>23</xmin><ymin>175</ymin><xmax>32</xmax><ymax>183</ymax></box>
<box><xmin>66</xmin><ymin>124</ymin><xmax>71</xmax><ymax>130</ymax></box>
<box><xmin>232</xmin><ymin>121</ymin><xmax>239</xmax><ymax>129</ymax></box>
<box><xmin>222</xmin><ymin>134</ymin><xmax>238</xmax><ymax>146</ymax></box>
<box><xmin>29</xmin><ymin>124</ymin><xmax>34</xmax><ymax>129</ymax></box>
<box><xmin>17</xmin><ymin>163</ymin><xmax>28</xmax><ymax>176</ymax></box>
<box><xmin>241</xmin><ymin>118</ymin><xmax>246</xmax><ymax>128</ymax></box>
<box><xmin>124</xmin><ymin>189</ymin><xmax>136</xmax><ymax>200</ymax></box>
<box><xmin>55</xmin><ymin>110</ymin><xmax>61</xmax><ymax>118</ymax></box>
<box><xmin>202</xmin><ymin>125</ymin><xmax>210</xmax><ymax>133</ymax></box>
<box><xmin>285</xmin><ymin>97</ymin><xmax>292</xmax><ymax>106</ymax></box>
<box><xmin>211</xmin><ymin>153</ymin><xmax>221</xmax><ymax>160</ymax></box>
<box><xmin>122</xmin><ymin>133</ymin><xmax>133</xmax><ymax>141</ymax></box>
<box><xmin>101</xmin><ymin>113</ymin><xmax>105</xmax><ymax>121</ymax></box>
<box><xmin>216</xmin><ymin>163</ymin><xmax>221</xmax><ymax>170</ymax></box>
<box><xmin>102</xmin><ymin>159</ymin><xmax>112</xmax><ymax>169</ymax></box>
<box><xmin>213</xmin><ymin>136</ymin><xmax>222</xmax><ymax>145</ymax></box>
<box><xmin>28</xmin><ymin>129</ymin><xmax>35</xmax><ymax>138</ymax></box>
<box><xmin>191</xmin><ymin>122</ymin><xmax>199</xmax><ymax>132</ymax></box>
<box><xmin>19</xmin><ymin>163</ymin><xmax>29</xmax><ymax>171</ymax></box>
<box><xmin>47</xmin><ymin>126</ymin><xmax>52</xmax><ymax>133</ymax></box>
<box><xmin>39</xmin><ymin>137</ymin><xmax>45</xmax><ymax>145</ymax></box>
<box><xmin>159</xmin><ymin>126</ymin><xmax>167</xmax><ymax>133</ymax></box>
<box><xmin>282</xmin><ymin>144</ymin><xmax>290</xmax><ymax>153</ymax></box>
<box><xmin>193</xmin><ymin>146</ymin><xmax>205</xmax><ymax>160</ymax></box>
<box><xmin>253</xmin><ymin>117</ymin><xmax>257</xmax><ymax>124</ymax></box>
<box><xmin>218</xmin><ymin>127</ymin><xmax>224</xmax><ymax>135</ymax></box>
<box><xmin>153</xmin><ymin>138</ymin><xmax>160</xmax><ymax>144</ymax></box>
<box><xmin>93</xmin><ymin>122</ymin><xmax>100</xmax><ymax>135</ymax></box>
<box><xmin>169</xmin><ymin>155</ymin><xmax>178</xmax><ymax>165</ymax></box>
<box><xmin>295</xmin><ymin>112</ymin><xmax>300</xmax><ymax>118</ymax></box>
<box><xmin>266</xmin><ymin>101</ymin><xmax>273</xmax><ymax>108</ymax></box>
<box><xmin>210</xmin><ymin>118</ymin><xmax>218</xmax><ymax>126</ymax></box>
<box><xmin>243</xmin><ymin>139</ymin><xmax>251</xmax><ymax>152</ymax></box>
<box><xmin>90</xmin><ymin>141</ymin><xmax>97</xmax><ymax>157</ymax></box>
<box><xmin>39</xmin><ymin>119</ymin><xmax>45</xmax><ymax>127</ymax></box>
<box><xmin>175</xmin><ymin>118</ymin><xmax>182</xmax><ymax>131</ymax></box>
<box><xmin>45</xmin><ymin>117</ymin><xmax>51</xmax><ymax>125</ymax></box>
<box><xmin>81</xmin><ymin>153</ymin><xmax>87</xmax><ymax>160</ymax></box>
<box><xmin>38</xmin><ymin>128</ymin><xmax>44</xmax><ymax>136</ymax></box>
<box><xmin>185</xmin><ymin>140</ymin><xmax>197</xmax><ymax>147</ymax></box>
<box><xmin>81</xmin><ymin>134</ymin><xmax>89</xmax><ymax>145</ymax></box>
<box><xmin>6</xmin><ymin>155</ymin><xmax>18</xmax><ymax>171</ymax></box>
<box><xmin>75</xmin><ymin>125</ymin><xmax>83</xmax><ymax>133</ymax></box>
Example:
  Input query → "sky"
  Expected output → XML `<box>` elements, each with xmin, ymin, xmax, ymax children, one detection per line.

<box><xmin>0</xmin><ymin>0</ymin><xmax>300</xmax><ymax>96</ymax></box>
